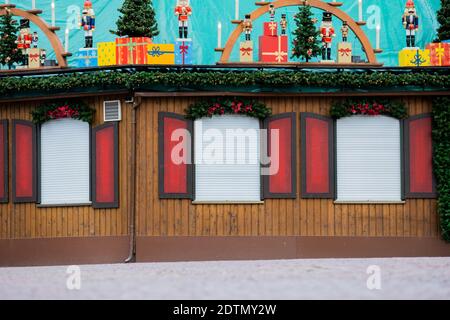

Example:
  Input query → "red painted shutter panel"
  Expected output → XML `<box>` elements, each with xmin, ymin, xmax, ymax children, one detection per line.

<box><xmin>301</xmin><ymin>113</ymin><xmax>335</xmax><ymax>199</ymax></box>
<box><xmin>158</xmin><ymin>112</ymin><xmax>193</xmax><ymax>199</ymax></box>
<box><xmin>405</xmin><ymin>114</ymin><xmax>436</xmax><ymax>198</ymax></box>
<box><xmin>263</xmin><ymin>113</ymin><xmax>297</xmax><ymax>199</ymax></box>
<box><xmin>92</xmin><ymin>122</ymin><xmax>119</xmax><ymax>208</ymax></box>
<box><xmin>12</xmin><ymin>120</ymin><xmax>37</xmax><ymax>203</ymax></box>
<box><xmin>0</xmin><ymin>120</ymin><xmax>8</xmax><ymax>203</ymax></box>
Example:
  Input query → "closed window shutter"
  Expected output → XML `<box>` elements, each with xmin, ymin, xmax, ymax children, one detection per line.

<box><xmin>40</xmin><ymin>119</ymin><xmax>90</xmax><ymax>205</ymax></box>
<box><xmin>194</xmin><ymin>115</ymin><xmax>260</xmax><ymax>202</ymax></box>
<box><xmin>336</xmin><ymin>116</ymin><xmax>402</xmax><ymax>202</ymax></box>
<box><xmin>0</xmin><ymin>120</ymin><xmax>8</xmax><ymax>203</ymax></box>
<box><xmin>12</xmin><ymin>120</ymin><xmax>37</xmax><ymax>203</ymax></box>
<box><xmin>263</xmin><ymin>113</ymin><xmax>297</xmax><ymax>199</ymax></box>
<box><xmin>301</xmin><ymin>113</ymin><xmax>335</xmax><ymax>199</ymax></box>
<box><xmin>159</xmin><ymin>112</ymin><xmax>193</xmax><ymax>199</ymax></box>
<box><xmin>92</xmin><ymin>122</ymin><xmax>119</xmax><ymax>208</ymax></box>
<box><xmin>404</xmin><ymin>114</ymin><xmax>436</xmax><ymax>198</ymax></box>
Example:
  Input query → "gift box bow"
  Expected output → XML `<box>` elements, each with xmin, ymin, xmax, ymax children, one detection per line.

<box><xmin>240</xmin><ymin>47</ymin><xmax>253</xmax><ymax>56</ymax></box>
<box><xmin>338</xmin><ymin>48</ymin><xmax>352</xmax><ymax>56</ymax></box>
<box><xmin>117</xmin><ymin>40</ymin><xmax>148</xmax><ymax>62</ymax></box>
<box><xmin>148</xmin><ymin>46</ymin><xmax>175</xmax><ymax>57</ymax></box>
<box><xmin>29</xmin><ymin>53</ymin><xmax>40</xmax><ymax>62</ymax></box>
<box><xmin>179</xmin><ymin>44</ymin><xmax>189</xmax><ymax>55</ymax></box>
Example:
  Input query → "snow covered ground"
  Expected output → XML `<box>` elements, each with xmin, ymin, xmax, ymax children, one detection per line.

<box><xmin>0</xmin><ymin>258</ymin><xmax>449</xmax><ymax>300</ymax></box>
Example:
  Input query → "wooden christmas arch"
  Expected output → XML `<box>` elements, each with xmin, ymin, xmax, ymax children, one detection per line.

<box><xmin>0</xmin><ymin>4</ymin><xmax>69</xmax><ymax>68</ymax></box>
<box><xmin>218</xmin><ymin>0</ymin><xmax>380</xmax><ymax>65</ymax></box>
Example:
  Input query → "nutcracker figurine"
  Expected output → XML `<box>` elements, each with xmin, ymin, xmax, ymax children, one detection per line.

<box><xmin>280</xmin><ymin>14</ymin><xmax>287</xmax><ymax>35</ymax></box>
<box><xmin>243</xmin><ymin>14</ymin><xmax>253</xmax><ymax>41</ymax></box>
<box><xmin>402</xmin><ymin>0</ymin><xmax>419</xmax><ymax>48</ymax></box>
<box><xmin>31</xmin><ymin>32</ymin><xmax>39</xmax><ymax>48</ymax></box>
<box><xmin>80</xmin><ymin>0</ymin><xmax>95</xmax><ymax>48</ymax></box>
<box><xmin>175</xmin><ymin>0</ymin><xmax>192</xmax><ymax>39</ymax></box>
<box><xmin>341</xmin><ymin>21</ymin><xmax>349</xmax><ymax>42</ymax></box>
<box><xmin>269</xmin><ymin>4</ymin><xmax>276</xmax><ymax>22</ymax></box>
<box><xmin>320</xmin><ymin>12</ymin><xmax>335</xmax><ymax>61</ymax></box>
<box><xmin>40</xmin><ymin>49</ymin><xmax>46</xmax><ymax>67</ymax></box>
<box><xmin>15</xmin><ymin>19</ymin><xmax>32</xmax><ymax>66</ymax></box>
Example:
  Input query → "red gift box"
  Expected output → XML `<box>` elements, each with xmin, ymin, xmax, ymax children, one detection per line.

<box><xmin>425</xmin><ymin>42</ymin><xmax>450</xmax><ymax>66</ymax></box>
<box><xmin>263</xmin><ymin>21</ymin><xmax>278</xmax><ymax>37</ymax></box>
<box><xmin>259</xmin><ymin>35</ymin><xmax>288</xmax><ymax>63</ymax></box>
<box><xmin>116</xmin><ymin>37</ymin><xmax>152</xmax><ymax>65</ymax></box>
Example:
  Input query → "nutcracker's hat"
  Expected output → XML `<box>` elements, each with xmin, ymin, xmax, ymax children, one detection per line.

<box><xmin>406</xmin><ymin>0</ymin><xmax>415</xmax><ymax>8</ymax></box>
<box><xmin>322</xmin><ymin>12</ymin><xmax>332</xmax><ymax>22</ymax></box>
<box><xmin>84</xmin><ymin>0</ymin><xmax>92</xmax><ymax>8</ymax></box>
<box><xmin>245</xmin><ymin>14</ymin><xmax>251</xmax><ymax>19</ymax></box>
<box><xmin>343</xmin><ymin>21</ymin><xmax>348</xmax><ymax>25</ymax></box>
<box><xmin>19</xmin><ymin>19</ymin><xmax>30</xmax><ymax>29</ymax></box>
<box><xmin>281</xmin><ymin>14</ymin><xmax>286</xmax><ymax>18</ymax></box>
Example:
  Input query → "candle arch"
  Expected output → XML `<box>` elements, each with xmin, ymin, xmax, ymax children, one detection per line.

<box><xmin>218</xmin><ymin>0</ymin><xmax>382</xmax><ymax>66</ymax></box>
<box><xmin>0</xmin><ymin>3</ymin><xmax>70</xmax><ymax>68</ymax></box>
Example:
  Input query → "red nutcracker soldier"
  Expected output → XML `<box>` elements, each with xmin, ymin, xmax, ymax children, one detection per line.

<box><xmin>80</xmin><ymin>0</ymin><xmax>95</xmax><ymax>48</ymax></box>
<box><xmin>402</xmin><ymin>0</ymin><xmax>419</xmax><ymax>48</ymax></box>
<box><xmin>269</xmin><ymin>4</ymin><xmax>276</xmax><ymax>22</ymax></box>
<box><xmin>175</xmin><ymin>0</ymin><xmax>192</xmax><ymax>39</ymax></box>
<box><xmin>320</xmin><ymin>12</ymin><xmax>335</xmax><ymax>61</ymax></box>
<box><xmin>15</xmin><ymin>19</ymin><xmax>32</xmax><ymax>66</ymax></box>
<box><xmin>243</xmin><ymin>14</ymin><xmax>253</xmax><ymax>41</ymax></box>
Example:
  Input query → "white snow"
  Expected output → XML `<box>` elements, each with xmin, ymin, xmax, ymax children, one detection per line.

<box><xmin>0</xmin><ymin>258</ymin><xmax>449</xmax><ymax>300</ymax></box>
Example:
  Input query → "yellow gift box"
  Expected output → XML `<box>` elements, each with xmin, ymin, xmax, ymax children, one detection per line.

<box><xmin>399</xmin><ymin>48</ymin><xmax>431</xmax><ymax>67</ymax></box>
<box><xmin>98</xmin><ymin>42</ymin><xmax>116</xmax><ymax>66</ymax></box>
<box><xmin>147</xmin><ymin>44</ymin><xmax>175</xmax><ymax>65</ymax></box>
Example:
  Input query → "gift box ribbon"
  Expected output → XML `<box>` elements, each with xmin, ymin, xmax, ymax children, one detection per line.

<box><xmin>178</xmin><ymin>44</ymin><xmax>189</xmax><ymax>64</ymax></box>
<box><xmin>148</xmin><ymin>46</ymin><xmax>175</xmax><ymax>57</ymax></box>
<box><xmin>338</xmin><ymin>48</ymin><xmax>351</xmax><ymax>57</ymax></box>
<box><xmin>268</xmin><ymin>22</ymin><xmax>277</xmax><ymax>36</ymax></box>
<box><xmin>435</xmin><ymin>44</ymin><xmax>445</xmax><ymax>66</ymax></box>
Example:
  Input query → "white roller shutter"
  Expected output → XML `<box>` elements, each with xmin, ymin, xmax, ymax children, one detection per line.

<box><xmin>194</xmin><ymin>115</ymin><xmax>261</xmax><ymax>202</ymax></box>
<box><xmin>40</xmin><ymin>118</ymin><xmax>90</xmax><ymax>205</ymax></box>
<box><xmin>336</xmin><ymin>116</ymin><xmax>402</xmax><ymax>202</ymax></box>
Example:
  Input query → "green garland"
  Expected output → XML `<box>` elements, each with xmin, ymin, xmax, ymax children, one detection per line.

<box><xmin>432</xmin><ymin>97</ymin><xmax>450</xmax><ymax>242</ymax></box>
<box><xmin>0</xmin><ymin>70</ymin><xmax>449</xmax><ymax>97</ymax></box>
<box><xmin>31</xmin><ymin>101</ymin><xmax>95</xmax><ymax>124</ymax></box>
<box><xmin>186</xmin><ymin>98</ymin><xmax>272</xmax><ymax>120</ymax></box>
<box><xmin>330</xmin><ymin>99</ymin><xmax>408</xmax><ymax>119</ymax></box>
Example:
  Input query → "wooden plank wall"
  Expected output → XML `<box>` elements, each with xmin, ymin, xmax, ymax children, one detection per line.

<box><xmin>136</xmin><ymin>96</ymin><xmax>439</xmax><ymax>238</ymax></box>
<box><xmin>0</xmin><ymin>96</ymin><xmax>130</xmax><ymax>239</ymax></box>
<box><xmin>0</xmin><ymin>95</ymin><xmax>439</xmax><ymax>240</ymax></box>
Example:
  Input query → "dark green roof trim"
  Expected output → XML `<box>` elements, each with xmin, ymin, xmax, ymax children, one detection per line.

<box><xmin>0</xmin><ymin>67</ymin><xmax>449</xmax><ymax>101</ymax></box>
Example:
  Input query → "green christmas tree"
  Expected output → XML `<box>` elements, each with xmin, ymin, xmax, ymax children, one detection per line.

<box><xmin>110</xmin><ymin>0</ymin><xmax>159</xmax><ymax>38</ymax></box>
<box><xmin>436</xmin><ymin>0</ymin><xmax>450</xmax><ymax>41</ymax></box>
<box><xmin>291</xmin><ymin>5</ymin><xmax>321</xmax><ymax>62</ymax></box>
<box><xmin>0</xmin><ymin>10</ymin><xmax>23</xmax><ymax>69</ymax></box>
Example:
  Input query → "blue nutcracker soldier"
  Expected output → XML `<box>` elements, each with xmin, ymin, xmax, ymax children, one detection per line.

<box><xmin>80</xmin><ymin>0</ymin><xmax>95</xmax><ymax>48</ymax></box>
<box><xmin>402</xmin><ymin>0</ymin><xmax>419</xmax><ymax>48</ymax></box>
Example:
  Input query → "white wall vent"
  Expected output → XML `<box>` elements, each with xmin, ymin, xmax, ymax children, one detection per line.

<box><xmin>103</xmin><ymin>100</ymin><xmax>122</xmax><ymax>122</ymax></box>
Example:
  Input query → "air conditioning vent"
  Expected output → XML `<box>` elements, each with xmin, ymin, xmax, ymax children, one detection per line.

<box><xmin>104</xmin><ymin>100</ymin><xmax>121</xmax><ymax>122</ymax></box>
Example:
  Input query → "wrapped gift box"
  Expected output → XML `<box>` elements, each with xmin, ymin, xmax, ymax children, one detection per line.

<box><xmin>175</xmin><ymin>40</ymin><xmax>193</xmax><ymax>65</ymax></box>
<box><xmin>98</xmin><ymin>42</ymin><xmax>116</xmax><ymax>66</ymax></box>
<box><xmin>337</xmin><ymin>42</ymin><xmax>352</xmax><ymax>64</ymax></box>
<box><xmin>239</xmin><ymin>41</ymin><xmax>254</xmax><ymax>63</ymax></box>
<box><xmin>399</xmin><ymin>48</ymin><xmax>431</xmax><ymax>67</ymax></box>
<box><xmin>147</xmin><ymin>44</ymin><xmax>175</xmax><ymax>65</ymax></box>
<box><xmin>27</xmin><ymin>48</ymin><xmax>42</xmax><ymax>68</ymax></box>
<box><xmin>425</xmin><ymin>42</ymin><xmax>450</xmax><ymax>66</ymax></box>
<box><xmin>75</xmin><ymin>48</ymin><xmax>98</xmax><ymax>68</ymax></box>
<box><xmin>259</xmin><ymin>35</ymin><xmax>288</xmax><ymax>63</ymax></box>
<box><xmin>116</xmin><ymin>37</ymin><xmax>152</xmax><ymax>65</ymax></box>
<box><xmin>263</xmin><ymin>22</ymin><xmax>278</xmax><ymax>37</ymax></box>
